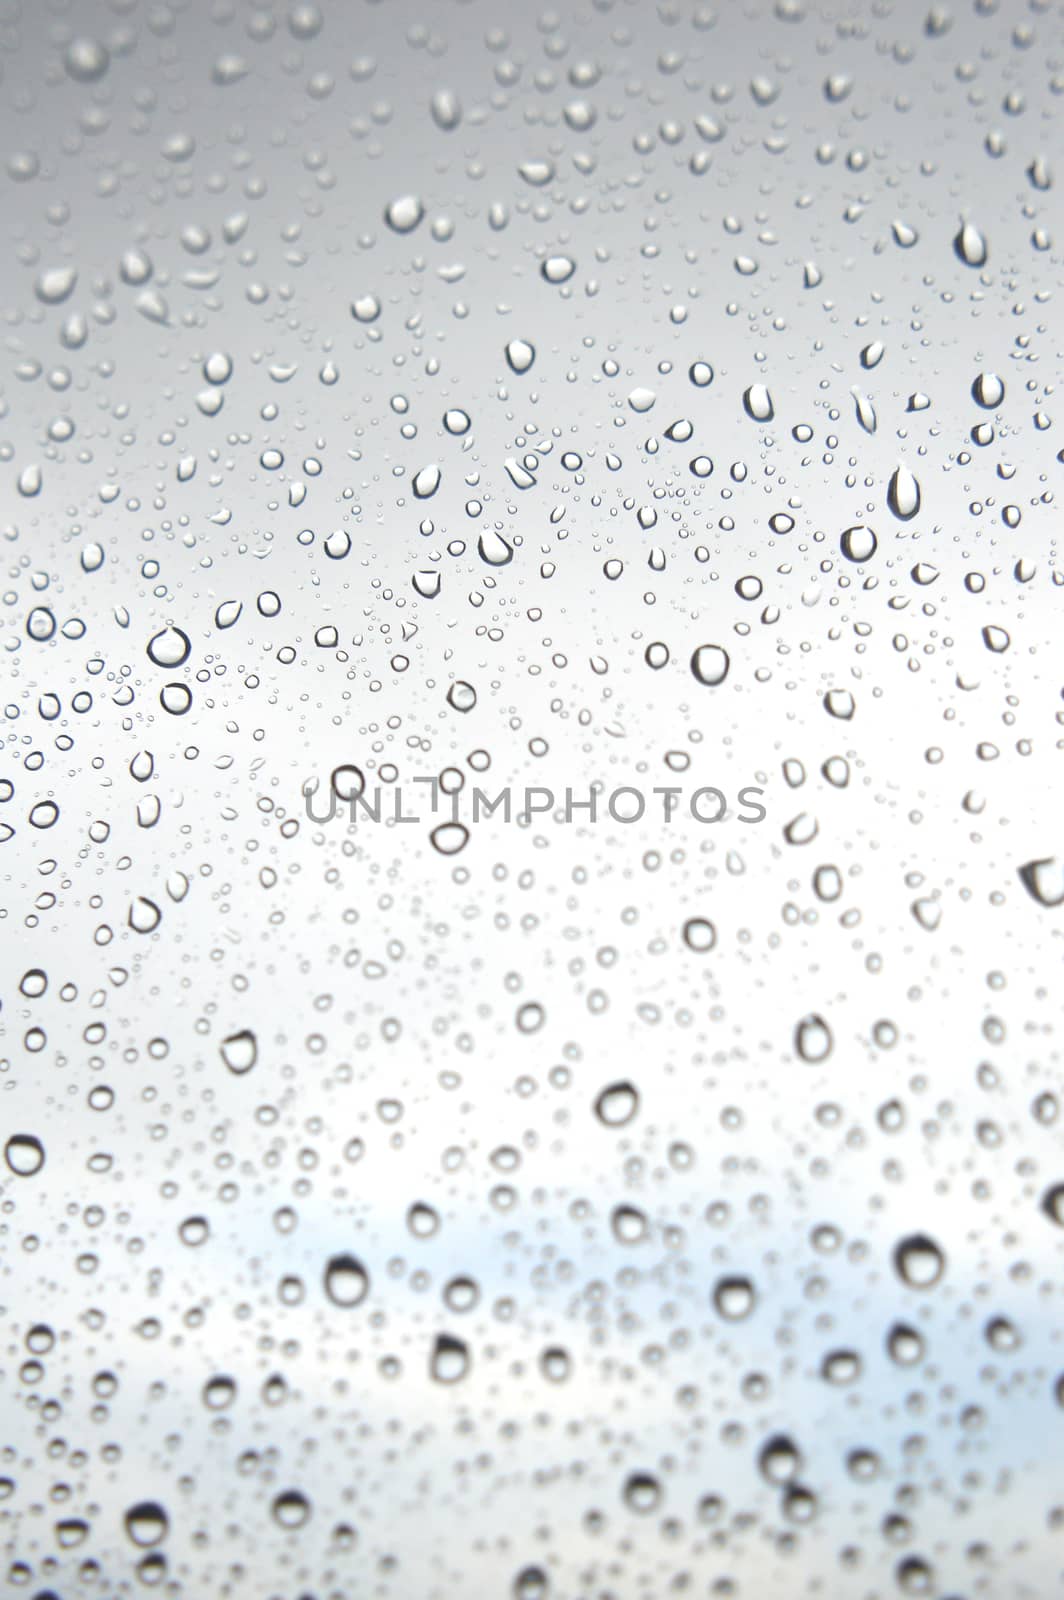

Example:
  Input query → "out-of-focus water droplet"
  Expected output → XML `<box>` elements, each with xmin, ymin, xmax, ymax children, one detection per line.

<box><xmin>384</xmin><ymin>194</ymin><xmax>424</xmax><ymax>233</ymax></box>
<box><xmin>431</xmin><ymin>821</ymin><xmax>469</xmax><ymax>855</ymax></box>
<box><xmin>954</xmin><ymin>219</ymin><xmax>988</xmax><ymax>266</ymax></box>
<box><xmin>221</xmin><ymin>1030</ymin><xmax>258</xmax><ymax>1074</ymax></box>
<box><xmin>430</xmin><ymin>1333</ymin><xmax>471</xmax><ymax>1383</ymax></box>
<box><xmin>594</xmin><ymin>1081</ymin><xmax>640</xmax><ymax>1127</ymax></box>
<box><xmin>893</xmin><ymin>1233</ymin><xmax>946</xmax><ymax>1289</ymax></box>
<box><xmin>430</xmin><ymin>88</ymin><xmax>462</xmax><ymax>130</ymax></box>
<box><xmin>623</xmin><ymin>1472</ymin><xmax>662</xmax><ymax>1514</ymax></box>
<box><xmin>1018</xmin><ymin>858</ymin><xmax>1064</xmax><ymax>907</ymax></box>
<box><xmin>713</xmin><ymin>1275</ymin><xmax>757</xmax><ymax>1320</ymax></box>
<box><xmin>324</xmin><ymin>1253</ymin><xmax>370</xmax><ymax>1307</ymax></box>
<box><xmin>124</xmin><ymin>1502</ymin><xmax>169</xmax><ymax>1548</ymax></box>
<box><xmin>682</xmin><ymin>917</ymin><xmax>716</xmax><ymax>953</ymax></box>
<box><xmin>795</xmin><ymin>1013</ymin><xmax>832</xmax><ymax>1062</ymax></box>
<box><xmin>5</xmin><ymin>1134</ymin><xmax>45</xmax><ymax>1177</ymax></box>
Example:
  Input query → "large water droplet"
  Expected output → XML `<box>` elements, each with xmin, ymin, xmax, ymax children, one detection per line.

<box><xmin>690</xmin><ymin>644</ymin><xmax>730</xmax><ymax>686</ymax></box>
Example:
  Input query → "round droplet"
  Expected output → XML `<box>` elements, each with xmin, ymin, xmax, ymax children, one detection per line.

<box><xmin>840</xmin><ymin>526</ymin><xmax>877</xmax><ymax>562</ymax></box>
<box><xmin>384</xmin><ymin>194</ymin><xmax>424</xmax><ymax>233</ymax></box>
<box><xmin>972</xmin><ymin>372</ymin><xmax>1005</xmax><ymax>409</ymax></box>
<box><xmin>4</xmin><ymin>1134</ymin><xmax>45</xmax><ymax>1177</ymax></box>
<box><xmin>324</xmin><ymin>1253</ymin><xmax>370</xmax><ymax>1307</ymax></box>
<box><xmin>622</xmin><ymin>1472</ymin><xmax>662</xmax><ymax>1514</ymax></box>
<box><xmin>759</xmin><ymin>1434</ymin><xmax>801</xmax><ymax>1484</ymax></box>
<box><xmin>431</xmin><ymin>822</ymin><xmax>469</xmax><ymax>855</ymax></box>
<box><xmin>446</xmin><ymin>680</ymin><xmax>477</xmax><ymax>713</ymax></box>
<box><xmin>65</xmin><ymin>37</ymin><xmax>110</xmax><ymax>82</ymax></box>
<box><xmin>886</xmin><ymin>1322</ymin><xmax>925</xmax><ymax>1365</ymax></box>
<box><xmin>330</xmin><ymin>765</ymin><xmax>366</xmax><ymax>801</ymax></box>
<box><xmin>124</xmin><ymin>1502</ymin><xmax>169</xmax><ymax>1548</ymax></box>
<box><xmin>611</xmin><ymin>1204</ymin><xmax>648</xmax><ymax>1244</ymax></box>
<box><xmin>594</xmin><ymin>1081</ymin><xmax>640</xmax><ymax>1127</ymax></box>
<box><xmin>690</xmin><ymin>644</ymin><xmax>730</xmax><ymax>686</ymax></box>
<box><xmin>430</xmin><ymin>1333</ymin><xmax>471</xmax><ymax>1383</ymax></box>
<box><xmin>713</xmin><ymin>1275</ymin><xmax>757</xmax><ymax>1320</ymax></box>
<box><xmin>272</xmin><ymin>1490</ymin><xmax>311</xmax><ymax>1530</ymax></box>
<box><xmin>893</xmin><ymin>1233</ymin><xmax>945</xmax><ymax>1289</ymax></box>
<box><xmin>682</xmin><ymin>917</ymin><xmax>716</xmax><ymax>953</ymax></box>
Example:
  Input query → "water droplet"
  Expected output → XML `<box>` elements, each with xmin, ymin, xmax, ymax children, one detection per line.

<box><xmin>743</xmin><ymin>383</ymin><xmax>774</xmax><ymax>422</ymax></box>
<box><xmin>795</xmin><ymin>1014</ymin><xmax>833</xmax><ymax>1062</ymax></box>
<box><xmin>887</xmin><ymin>465</ymin><xmax>921</xmax><ymax>521</ymax></box>
<box><xmin>431</xmin><ymin>821</ymin><xmax>469</xmax><ymax>855</ymax></box>
<box><xmin>712</xmin><ymin>1275</ymin><xmax>757</xmax><ymax>1320</ymax></box>
<box><xmin>840</xmin><ymin>526</ymin><xmax>877</xmax><ymax>561</ymax></box>
<box><xmin>690</xmin><ymin>644</ymin><xmax>730</xmax><ymax>686</ymax></box>
<box><xmin>220</xmin><ymin>1030</ymin><xmax>258</xmax><ymax>1074</ymax></box>
<box><xmin>128</xmin><ymin>897</ymin><xmax>162</xmax><ymax>934</ymax></box>
<box><xmin>594</xmin><ymin>1081</ymin><xmax>640</xmax><ymax>1127</ymax></box>
<box><xmin>954</xmin><ymin>219</ymin><xmax>988</xmax><ymax>266</ymax></box>
<box><xmin>5</xmin><ymin>1134</ymin><xmax>45</xmax><ymax>1177</ymax></box>
<box><xmin>1018</xmin><ymin>858</ymin><xmax>1064</xmax><ymax>907</ymax></box>
<box><xmin>682</xmin><ymin>917</ymin><xmax>717</xmax><ymax>953</ymax></box>
<box><xmin>893</xmin><ymin>1233</ymin><xmax>945</xmax><ymax>1289</ymax></box>
<box><xmin>622</xmin><ymin>1472</ymin><xmax>662</xmax><ymax>1513</ymax></box>
<box><xmin>147</xmin><ymin>627</ymin><xmax>192</xmax><ymax>668</ymax></box>
<box><xmin>324</xmin><ymin>1253</ymin><xmax>370</xmax><ymax>1307</ymax></box>
<box><xmin>124</xmin><ymin>1502</ymin><xmax>169</xmax><ymax>1548</ymax></box>
<box><xmin>430</xmin><ymin>1333</ymin><xmax>471</xmax><ymax>1383</ymax></box>
<box><xmin>272</xmin><ymin>1490</ymin><xmax>311</xmax><ymax>1529</ymax></box>
<box><xmin>384</xmin><ymin>194</ymin><xmax>424</xmax><ymax>233</ymax></box>
<box><xmin>505</xmin><ymin>339</ymin><xmax>535</xmax><ymax>374</ymax></box>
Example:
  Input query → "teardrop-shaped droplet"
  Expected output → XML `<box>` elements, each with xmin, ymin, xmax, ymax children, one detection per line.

<box><xmin>128</xmin><ymin>897</ymin><xmax>162</xmax><ymax>933</ymax></box>
<box><xmin>1018</xmin><ymin>858</ymin><xmax>1064</xmax><ymax>907</ymax></box>
<box><xmin>146</xmin><ymin>626</ymin><xmax>191</xmax><ymax>668</ymax></box>
<box><xmin>478</xmin><ymin>529</ymin><xmax>514</xmax><ymax>567</ymax></box>
<box><xmin>412</xmin><ymin>463</ymin><xmax>441</xmax><ymax>499</ymax></box>
<box><xmin>953</xmin><ymin>219</ymin><xmax>988</xmax><ymax>267</ymax></box>
<box><xmin>887</xmin><ymin>465</ymin><xmax>921</xmax><ymax>521</ymax></box>
<box><xmin>505</xmin><ymin>339</ymin><xmax>535</xmax><ymax>374</ymax></box>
